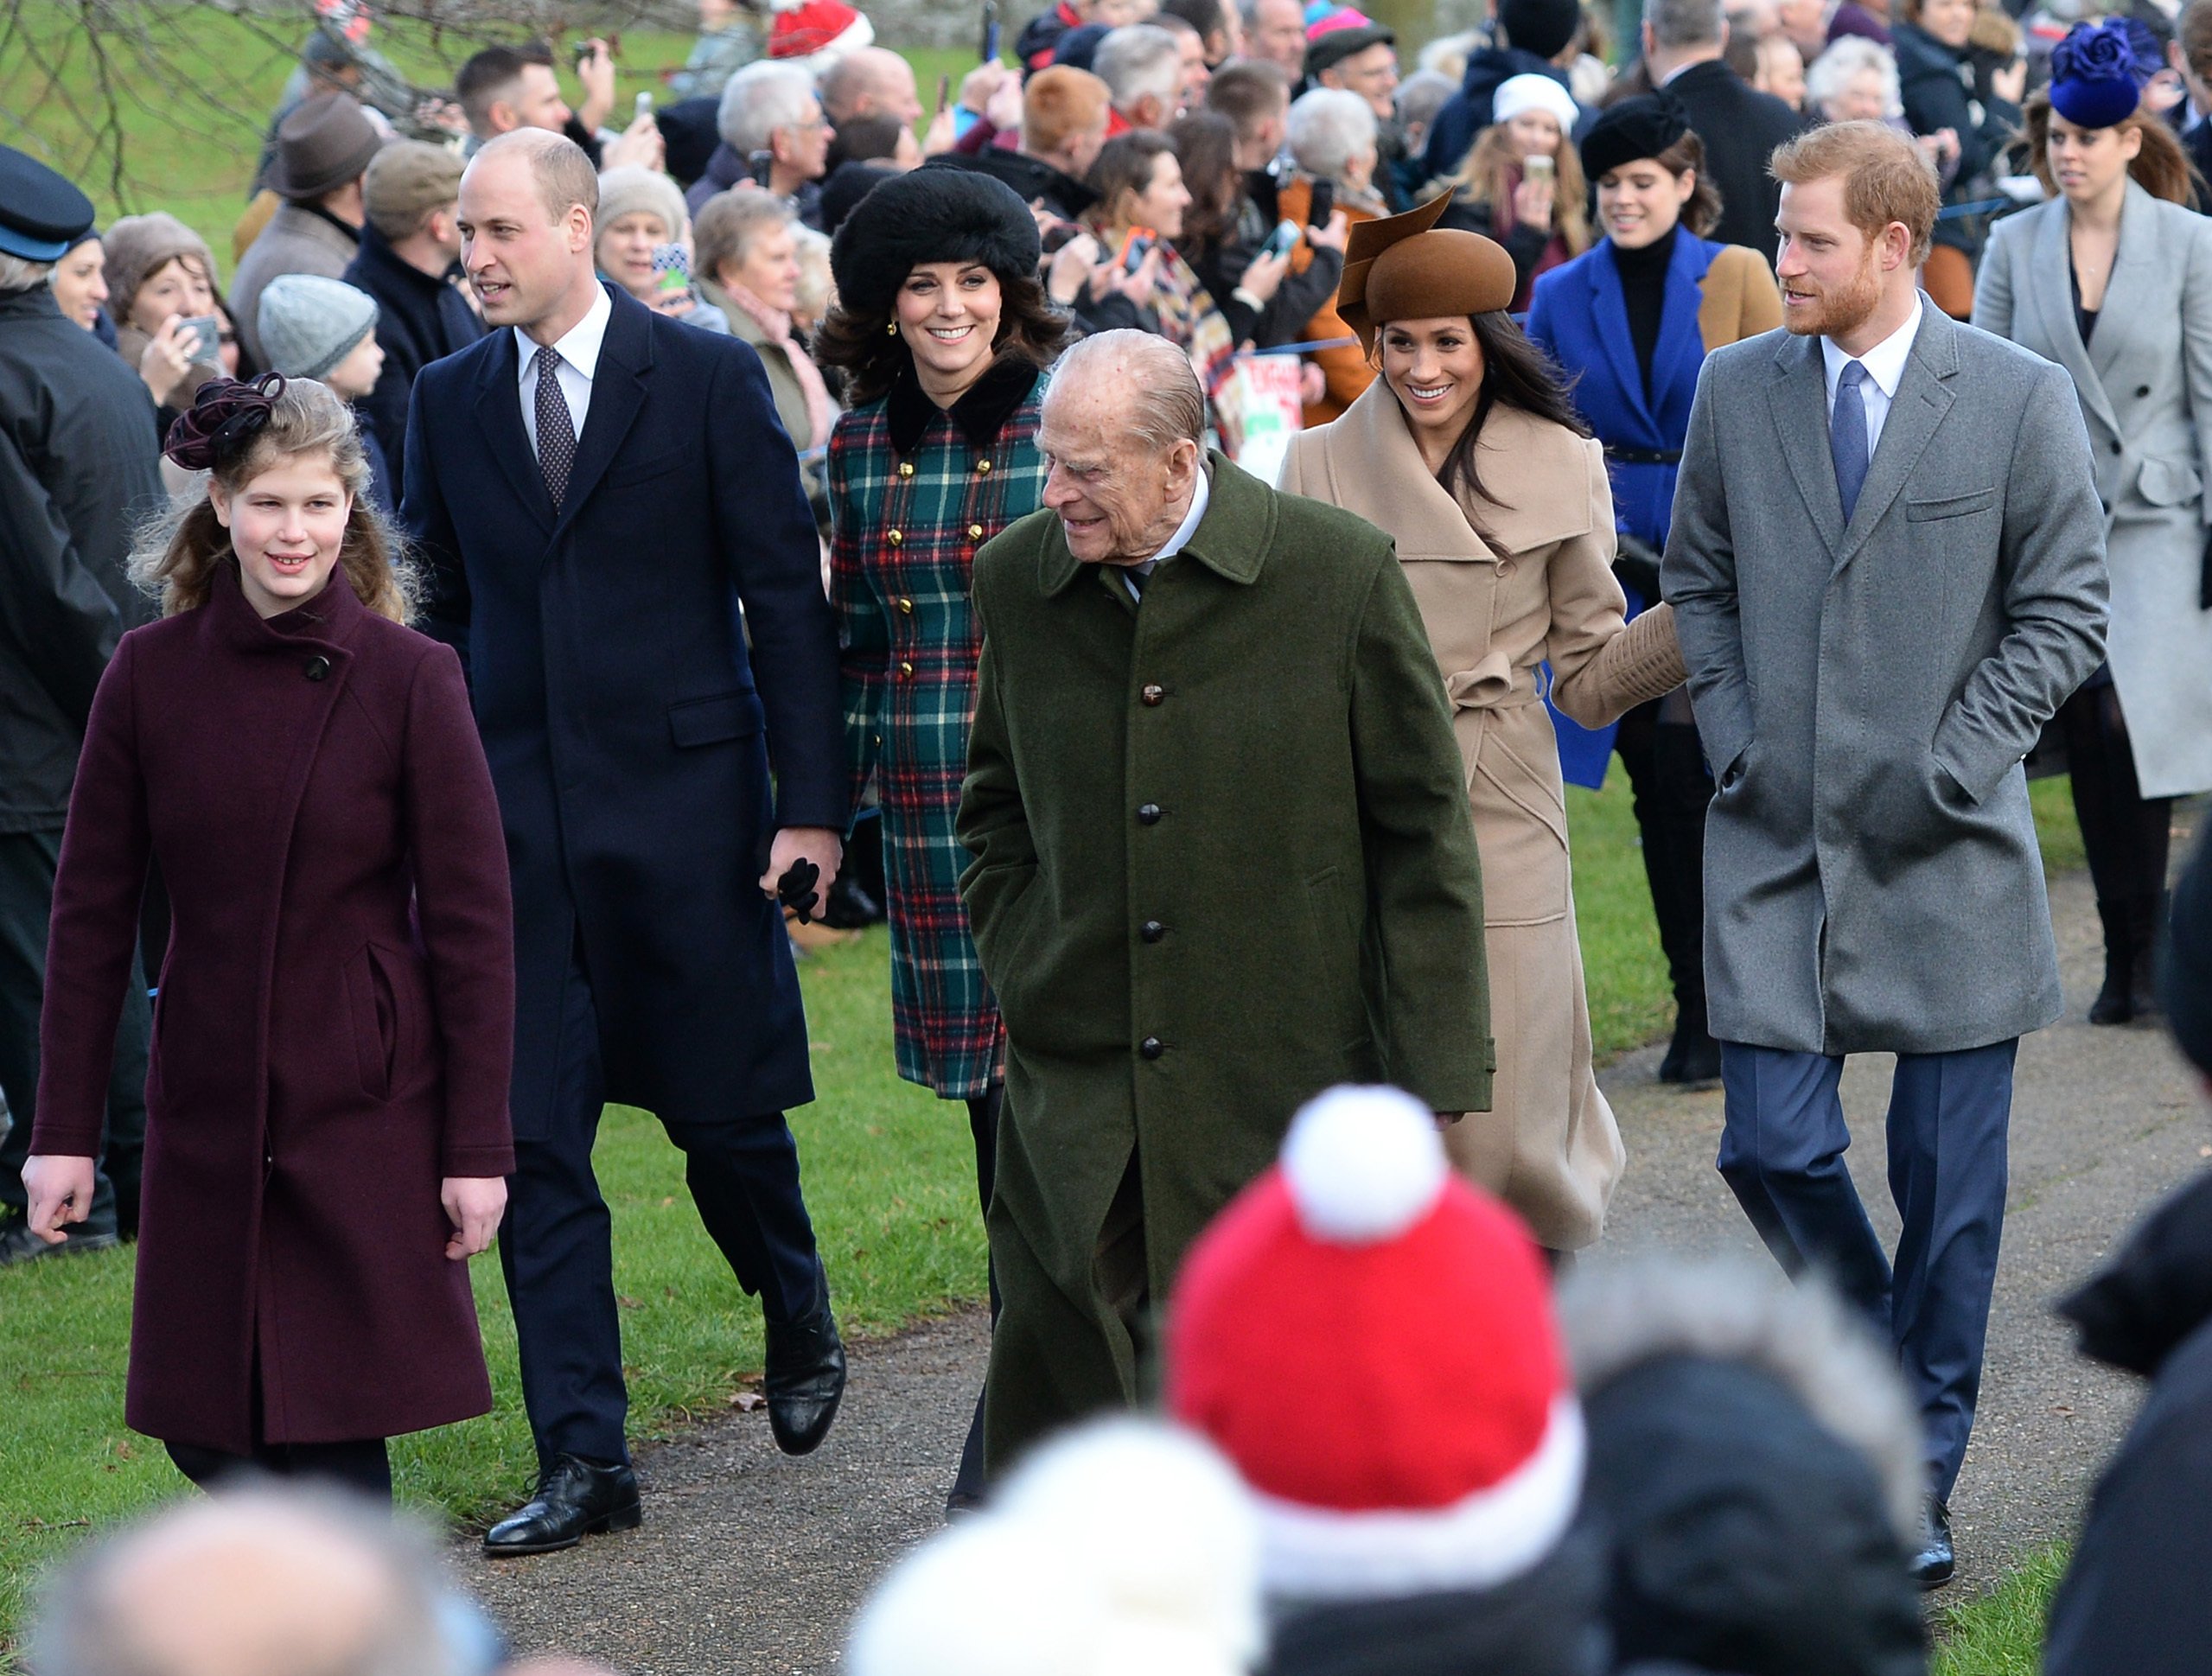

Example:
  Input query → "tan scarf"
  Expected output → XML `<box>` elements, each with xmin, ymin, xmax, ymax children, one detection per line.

<box><xmin>715</xmin><ymin>275</ymin><xmax>835</xmax><ymax>451</ymax></box>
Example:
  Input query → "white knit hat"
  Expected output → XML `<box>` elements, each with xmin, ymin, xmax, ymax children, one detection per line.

<box><xmin>1491</xmin><ymin>72</ymin><xmax>1581</xmax><ymax>134</ymax></box>
<box><xmin>256</xmin><ymin>273</ymin><xmax>379</xmax><ymax>380</ymax></box>
<box><xmin>845</xmin><ymin>1418</ymin><xmax>1264</xmax><ymax>1676</ymax></box>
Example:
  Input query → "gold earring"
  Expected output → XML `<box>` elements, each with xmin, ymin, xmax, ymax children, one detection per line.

<box><xmin>888</xmin><ymin>321</ymin><xmax>898</xmax><ymax>335</ymax></box>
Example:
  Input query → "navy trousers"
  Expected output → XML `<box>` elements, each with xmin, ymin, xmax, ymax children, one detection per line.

<box><xmin>1718</xmin><ymin>1039</ymin><xmax>2017</xmax><ymax>1501</ymax></box>
<box><xmin>499</xmin><ymin>934</ymin><xmax>826</xmax><ymax>1466</ymax></box>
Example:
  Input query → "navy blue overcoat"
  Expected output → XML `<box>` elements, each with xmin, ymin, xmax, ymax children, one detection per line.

<box><xmin>402</xmin><ymin>283</ymin><xmax>845</xmax><ymax>1138</ymax></box>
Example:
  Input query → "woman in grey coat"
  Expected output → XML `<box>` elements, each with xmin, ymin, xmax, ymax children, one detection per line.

<box><xmin>1973</xmin><ymin>35</ymin><xmax>2212</xmax><ymax>1024</ymax></box>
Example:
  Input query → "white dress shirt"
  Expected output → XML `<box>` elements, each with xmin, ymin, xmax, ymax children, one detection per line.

<box><xmin>1123</xmin><ymin>468</ymin><xmax>1212</xmax><ymax>602</ymax></box>
<box><xmin>517</xmin><ymin>283</ymin><xmax>612</xmax><ymax>451</ymax></box>
<box><xmin>1820</xmin><ymin>296</ymin><xmax>1923</xmax><ymax>460</ymax></box>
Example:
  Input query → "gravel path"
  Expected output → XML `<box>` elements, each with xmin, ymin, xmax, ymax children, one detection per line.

<box><xmin>452</xmin><ymin>860</ymin><xmax>2209</xmax><ymax>1673</ymax></box>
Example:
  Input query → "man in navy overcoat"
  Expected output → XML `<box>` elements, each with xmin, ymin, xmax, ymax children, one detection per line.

<box><xmin>402</xmin><ymin>130</ymin><xmax>850</xmax><ymax>1556</ymax></box>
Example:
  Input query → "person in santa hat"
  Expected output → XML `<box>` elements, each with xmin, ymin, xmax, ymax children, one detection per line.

<box><xmin>1167</xmin><ymin>1085</ymin><xmax>1605</xmax><ymax>1676</ymax></box>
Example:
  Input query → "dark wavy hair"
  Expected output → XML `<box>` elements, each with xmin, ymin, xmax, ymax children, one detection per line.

<box><xmin>1374</xmin><ymin>312</ymin><xmax>1591</xmax><ymax>536</ymax></box>
<box><xmin>814</xmin><ymin>269</ymin><xmax>1068</xmax><ymax>408</ymax></box>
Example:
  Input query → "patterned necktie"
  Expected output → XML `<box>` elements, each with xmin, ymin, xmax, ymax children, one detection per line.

<box><xmin>533</xmin><ymin>345</ymin><xmax>576</xmax><ymax>507</ymax></box>
<box><xmin>1831</xmin><ymin>359</ymin><xmax>1870</xmax><ymax>524</ymax></box>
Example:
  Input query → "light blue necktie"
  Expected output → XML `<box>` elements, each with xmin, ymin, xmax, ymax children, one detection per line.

<box><xmin>1831</xmin><ymin>359</ymin><xmax>1870</xmax><ymax>524</ymax></box>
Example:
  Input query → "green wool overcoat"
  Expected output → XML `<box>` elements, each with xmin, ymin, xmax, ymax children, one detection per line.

<box><xmin>957</xmin><ymin>453</ymin><xmax>1495</xmax><ymax>1471</ymax></box>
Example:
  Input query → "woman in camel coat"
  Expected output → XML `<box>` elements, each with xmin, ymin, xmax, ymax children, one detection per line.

<box><xmin>1279</xmin><ymin>196</ymin><xmax>1685</xmax><ymax>1252</ymax></box>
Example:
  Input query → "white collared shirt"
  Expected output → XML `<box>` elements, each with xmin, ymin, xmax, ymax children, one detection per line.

<box><xmin>1820</xmin><ymin>296</ymin><xmax>1923</xmax><ymax>460</ymax></box>
<box><xmin>516</xmin><ymin>284</ymin><xmax>612</xmax><ymax>451</ymax></box>
<box><xmin>1124</xmin><ymin>469</ymin><xmax>1212</xmax><ymax>602</ymax></box>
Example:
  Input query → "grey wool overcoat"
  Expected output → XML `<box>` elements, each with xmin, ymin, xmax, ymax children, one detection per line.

<box><xmin>1661</xmin><ymin>303</ymin><xmax>2109</xmax><ymax>1055</ymax></box>
<box><xmin>1972</xmin><ymin>181</ymin><xmax>2212</xmax><ymax>800</ymax></box>
<box><xmin>958</xmin><ymin>453</ymin><xmax>1495</xmax><ymax>1470</ymax></box>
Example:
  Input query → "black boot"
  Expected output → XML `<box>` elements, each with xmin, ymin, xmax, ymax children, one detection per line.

<box><xmin>2090</xmin><ymin>898</ymin><xmax>2135</xmax><ymax>1025</ymax></box>
<box><xmin>2128</xmin><ymin>892</ymin><xmax>2167</xmax><ymax>1023</ymax></box>
<box><xmin>1659</xmin><ymin>991</ymin><xmax>1721</xmax><ymax>1086</ymax></box>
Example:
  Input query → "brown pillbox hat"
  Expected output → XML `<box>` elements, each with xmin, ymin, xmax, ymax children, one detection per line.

<box><xmin>363</xmin><ymin>141</ymin><xmax>465</xmax><ymax>241</ymax></box>
<box><xmin>1336</xmin><ymin>192</ymin><xmax>1518</xmax><ymax>353</ymax></box>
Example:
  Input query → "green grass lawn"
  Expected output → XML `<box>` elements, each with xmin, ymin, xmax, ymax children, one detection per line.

<box><xmin>0</xmin><ymin>778</ymin><xmax>2087</xmax><ymax>1657</ymax></box>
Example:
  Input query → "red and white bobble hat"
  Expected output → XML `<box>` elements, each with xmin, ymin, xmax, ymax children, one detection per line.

<box><xmin>1167</xmin><ymin>1085</ymin><xmax>1584</xmax><ymax>1603</ymax></box>
<box><xmin>767</xmin><ymin>0</ymin><xmax>876</xmax><ymax>69</ymax></box>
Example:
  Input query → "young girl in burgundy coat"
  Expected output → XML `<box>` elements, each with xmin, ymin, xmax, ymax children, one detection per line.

<box><xmin>22</xmin><ymin>376</ymin><xmax>516</xmax><ymax>1501</ymax></box>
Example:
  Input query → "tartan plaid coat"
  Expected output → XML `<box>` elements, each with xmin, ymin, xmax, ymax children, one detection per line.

<box><xmin>829</xmin><ymin>360</ymin><xmax>1049</xmax><ymax>1099</ymax></box>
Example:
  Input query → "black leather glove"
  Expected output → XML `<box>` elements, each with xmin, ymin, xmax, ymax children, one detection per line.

<box><xmin>1612</xmin><ymin>532</ymin><xmax>1663</xmax><ymax>607</ymax></box>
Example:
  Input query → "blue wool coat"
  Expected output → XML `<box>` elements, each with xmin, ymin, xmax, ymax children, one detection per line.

<box><xmin>402</xmin><ymin>283</ymin><xmax>845</xmax><ymax>1138</ymax></box>
<box><xmin>1528</xmin><ymin>233</ymin><xmax>1782</xmax><ymax>787</ymax></box>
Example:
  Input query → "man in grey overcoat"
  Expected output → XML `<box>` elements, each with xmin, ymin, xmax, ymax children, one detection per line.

<box><xmin>1662</xmin><ymin>121</ymin><xmax>2109</xmax><ymax>1589</ymax></box>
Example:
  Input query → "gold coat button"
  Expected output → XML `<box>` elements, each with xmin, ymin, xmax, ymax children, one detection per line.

<box><xmin>887</xmin><ymin>529</ymin><xmax>903</xmax><ymax>546</ymax></box>
<box><xmin>899</xmin><ymin>661</ymin><xmax>915</xmax><ymax>677</ymax></box>
<box><xmin>897</xmin><ymin>596</ymin><xmax>915</xmax><ymax>614</ymax></box>
<box><xmin>976</xmin><ymin>458</ymin><xmax>991</xmax><ymax>473</ymax></box>
<box><xmin>967</xmin><ymin>524</ymin><xmax>985</xmax><ymax>538</ymax></box>
<box><xmin>897</xmin><ymin>462</ymin><xmax>915</xmax><ymax>477</ymax></box>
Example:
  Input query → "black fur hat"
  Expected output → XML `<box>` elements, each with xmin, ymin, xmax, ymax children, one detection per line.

<box><xmin>829</xmin><ymin>165</ymin><xmax>1042</xmax><ymax>322</ymax></box>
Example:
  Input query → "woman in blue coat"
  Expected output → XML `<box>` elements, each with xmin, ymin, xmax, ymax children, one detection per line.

<box><xmin>1527</xmin><ymin>95</ymin><xmax>1781</xmax><ymax>1086</ymax></box>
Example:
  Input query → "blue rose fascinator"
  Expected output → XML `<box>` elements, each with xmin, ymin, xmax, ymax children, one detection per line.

<box><xmin>2049</xmin><ymin>17</ymin><xmax>2162</xmax><ymax>130</ymax></box>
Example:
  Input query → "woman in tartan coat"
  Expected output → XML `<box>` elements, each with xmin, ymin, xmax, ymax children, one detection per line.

<box><xmin>818</xmin><ymin>169</ymin><xmax>1069</xmax><ymax>1508</ymax></box>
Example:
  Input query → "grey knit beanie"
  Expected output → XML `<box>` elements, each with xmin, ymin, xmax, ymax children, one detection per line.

<box><xmin>257</xmin><ymin>273</ymin><xmax>379</xmax><ymax>379</ymax></box>
<box><xmin>595</xmin><ymin>167</ymin><xmax>690</xmax><ymax>242</ymax></box>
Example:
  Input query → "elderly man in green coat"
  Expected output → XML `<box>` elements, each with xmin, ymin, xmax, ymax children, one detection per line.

<box><xmin>959</xmin><ymin>330</ymin><xmax>1496</xmax><ymax>1475</ymax></box>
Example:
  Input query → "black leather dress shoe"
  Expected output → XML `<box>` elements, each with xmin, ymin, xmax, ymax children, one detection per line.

<box><xmin>482</xmin><ymin>1455</ymin><xmax>641</xmax><ymax>1557</ymax></box>
<box><xmin>764</xmin><ymin>1306</ymin><xmax>846</xmax><ymax>1456</ymax></box>
<box><xmin>1911</xmin><ymin>1495</ymin><xmax>1955</xmax><ymax>1590</ymax></box>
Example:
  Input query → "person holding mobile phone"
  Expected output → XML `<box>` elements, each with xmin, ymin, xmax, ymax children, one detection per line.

<box><xmin>102</xmin><ymin>213</ymin><xmax>244</xmax><ymax>434</ymax></box>
<box><xmin>1423</xmin><ymin>73</ymin><xmax>1589</xmax><ymax>312</ymax></box>
<box><xmin>591</xmin><ymin>167</ymin><xmax>732</xmax><ymax>335</ymax></box>
<box><xmin>1079</xmin><ymin>132</ymin><xmax>1246</xmax><ymax>426</ymax></box>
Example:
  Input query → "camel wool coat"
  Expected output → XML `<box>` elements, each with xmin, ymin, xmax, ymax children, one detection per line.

<box><xmin>32</xmin><ymin>565</ymin><xmax>516</xmax><ymax>1452</ymax></box>
<box><xmin>1281</xmin><ymin>382</ymin><xmax>1686</xmax><ymax>1249</ymax></box>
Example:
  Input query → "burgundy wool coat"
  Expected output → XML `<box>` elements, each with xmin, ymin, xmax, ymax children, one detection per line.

<box><xmin>32</xmin><ymin>564</ymin><xmax>517</xmax><ymax>1452</ymax></box>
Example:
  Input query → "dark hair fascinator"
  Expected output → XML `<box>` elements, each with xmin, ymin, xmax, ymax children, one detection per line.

<box><xmin>163</xmin><ymin>373</ymin><xmax>287</xmax><ymax>473</ymax></box>
<box><xmin>2049</xmin><ymin>17</ymin><xmax>2162</xmax><ymax>131</ymax></box>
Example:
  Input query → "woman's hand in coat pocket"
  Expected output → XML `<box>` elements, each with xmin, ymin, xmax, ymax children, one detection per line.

<box><xmin>20</xmin><ymin>1155</ymin><xmax>96</xmax><ymax>1244</ymax></box>
<box><xmin>442</xmin><ymin>1176</ymin><xmax>508</xmax><ymax>1259</ymax></box>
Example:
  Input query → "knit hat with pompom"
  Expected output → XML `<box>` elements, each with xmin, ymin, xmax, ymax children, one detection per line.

<box><xmin>1168</xmin><ymin>1084</ymin><xmax>1584</xmax><ymax>1603</ymax></box>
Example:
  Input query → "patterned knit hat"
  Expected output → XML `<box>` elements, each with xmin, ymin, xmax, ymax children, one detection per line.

<box><xmin>1168</xmin><ymin>1086</ymin><xmax>1584</xmax><ymax>1602</ymax></box>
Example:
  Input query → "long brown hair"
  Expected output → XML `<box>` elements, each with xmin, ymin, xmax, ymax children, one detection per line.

<box><xmin>2018</xmin><ymin>88</ymin><xmax>2201</xmax><ymax>207</ymax></box>
<box><xmin>1434</xmin><ymin>123</ymin><xmax>1592</xmax><ymax>254</ymax></box>
<box><xmin>1376</xmin><ymin>312</ymin><xmax>1592</xmax><ymax>537</ymax></box>
<box><xmin>132</xmin><ymin>378</ymin><xmax>416</xmax><ymax>621</ymax></box>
